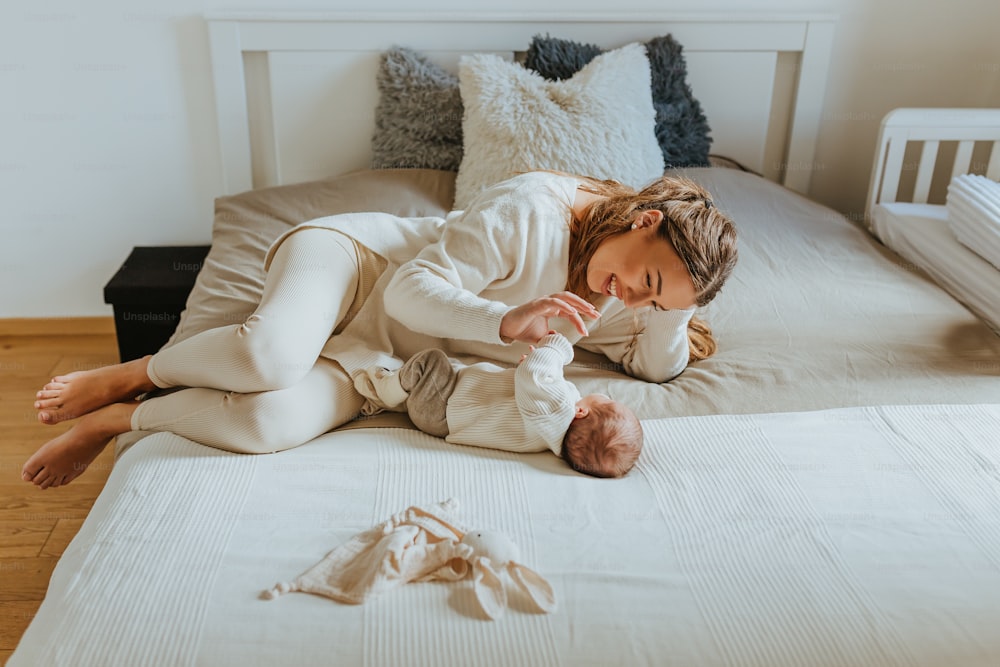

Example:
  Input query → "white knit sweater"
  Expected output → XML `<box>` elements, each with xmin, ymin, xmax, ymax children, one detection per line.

<box><xmin>445</xmin><ymin>333</ymin><xmax>581</xmax><ymax>454</ymax></box>
<box><xmin>268</xmin><ymin>172</ymin><xmax>693</xmax><ymax>383</ymax></box>
<box><xmin>384</xmin><ymin>171</ymin><xmax>693</xmax><ymax>382</ymax></box>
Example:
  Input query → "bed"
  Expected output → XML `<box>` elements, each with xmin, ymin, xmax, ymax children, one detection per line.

<box><xmin>12</xmin><ymin>13</ymin><xmax>1000</xmax><ymax>667</ymax></box>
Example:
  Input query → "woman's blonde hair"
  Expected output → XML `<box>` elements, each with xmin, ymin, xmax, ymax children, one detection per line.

<box><xmin>566</xmin><ymin>175</ymin><xmax>738</xmax><ymax>362</ymax></box>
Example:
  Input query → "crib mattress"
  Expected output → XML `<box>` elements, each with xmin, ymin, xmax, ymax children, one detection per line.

<box><xmin>872</xmin><ymin>202</ymin><xmax>1000</xmax><ymax>334</ymax></box>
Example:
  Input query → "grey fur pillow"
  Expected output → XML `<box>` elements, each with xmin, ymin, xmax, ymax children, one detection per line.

<box><xmin>525</xmin><ymin>34</ymin><xmax>712</xmax><ymax>168</ymax></box>
<box><xmin>371</xmin><ymin>47</ymin><xmax>464</xmax><ymax>171</ymax></box>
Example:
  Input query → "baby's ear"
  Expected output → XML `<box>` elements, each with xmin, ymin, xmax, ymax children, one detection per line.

<box><xmin>574</xmin><ymin>405</ymin><xmax>589</xmax><ymax>419</ymax></box>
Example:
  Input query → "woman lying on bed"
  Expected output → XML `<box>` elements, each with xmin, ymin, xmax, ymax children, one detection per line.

<box><xmin>23</xmin><ymin>171</ymin><xmax>737</xmax><ymax>489</ymax></box>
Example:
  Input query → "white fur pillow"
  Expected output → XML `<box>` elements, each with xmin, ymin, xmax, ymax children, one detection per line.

<box><xmin>453</xmin><ymin>42</ymin><xmax>664</xmax><ymax>210</ymax></box>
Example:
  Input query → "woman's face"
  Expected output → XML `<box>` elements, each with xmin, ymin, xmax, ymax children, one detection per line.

<box><xmin>586</xmin><ymin>210</ymin><xmax>697</xmax><ymax>310</ymax></box>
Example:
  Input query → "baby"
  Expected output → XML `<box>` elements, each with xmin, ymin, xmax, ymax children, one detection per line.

<box><xmin>355</xmin><ymin>331</ymin><xmax>642</xmax><ymax>478</ymax></box>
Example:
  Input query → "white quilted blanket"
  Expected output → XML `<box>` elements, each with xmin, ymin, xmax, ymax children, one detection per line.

<box><xmin>12</xmin><ymin>403</ymin><xmax>1000</xmax><ymax>666</ymax></box>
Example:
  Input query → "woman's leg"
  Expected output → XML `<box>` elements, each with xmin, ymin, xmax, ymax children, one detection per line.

<box><xmin>146</xmin><ymin>229</ymin><xmax>358</xmax><ymax>391</ymax></box>
<box><xmin>23</xmin><ymin>358</ymin><xmax>362</xmax><ymax>487</ymax></box>
<box><xmin>34</xmin><ymin>229</ymin><xmax>359</xmax><ymax>424</ymax></box>
<box><xmin>22</xmin><ymin>402</ymin><xmax>137</xmax><ymax>489</ymax></box>
<box><xmin>131</xmin><ymin>358</ymin><xmax>362</xmax><ymax>454</ymax></box>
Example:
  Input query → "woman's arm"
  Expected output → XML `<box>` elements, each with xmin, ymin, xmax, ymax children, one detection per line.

<box><xmin>384</xmin><ymin>216</ymin><xmax>513</xmax><ymax>345</ymax></box>
<box><xmin>577</xmin><ymin>306</ymin><xmax>694</xmax><ymax>383</ymax></box>
<box><xmin>384</xmin><ymin>175</ymin><xmax>597</xmax><ymax>345</ymax></box>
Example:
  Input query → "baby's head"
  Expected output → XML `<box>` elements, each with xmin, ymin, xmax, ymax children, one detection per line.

<box><xmin>561</xmin><ymin>394</ymin><xmax>643</xmax><ymax>478</ymax></box>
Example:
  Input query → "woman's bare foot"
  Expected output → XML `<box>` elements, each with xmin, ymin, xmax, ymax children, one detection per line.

<box><xmin>34</xmin><ymin>355</ymin><xmax>155</xmax><ymax>424</ymax></box>
<box><xmin>22</xmin><ymin>402</ymin><xmax>137</xmax><ymax>489</ymax></box>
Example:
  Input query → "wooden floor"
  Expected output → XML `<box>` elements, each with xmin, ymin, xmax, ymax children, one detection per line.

<box><xmin>0</xmin><ymin>331</ymin><xmax>118</xmax><ymax>664</ymax></box>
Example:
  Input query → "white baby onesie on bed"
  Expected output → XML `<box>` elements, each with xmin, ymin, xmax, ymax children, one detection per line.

<box><xmin>445</xmin><ymin>332</ymin><xmax>581</xmax><ymax>455</ymax></box>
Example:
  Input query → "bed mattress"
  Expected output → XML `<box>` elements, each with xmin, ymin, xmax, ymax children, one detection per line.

<box><xmin>12</xmin><ymin>403</ymin><xmax>1000</xmax><ymax>667</ymax></box>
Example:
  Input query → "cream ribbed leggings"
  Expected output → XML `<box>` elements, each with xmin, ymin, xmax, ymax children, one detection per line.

<box><xmin>130</xmin><ymin>229</ymin><xmax>367</xmax><ymax>454</ymax></box>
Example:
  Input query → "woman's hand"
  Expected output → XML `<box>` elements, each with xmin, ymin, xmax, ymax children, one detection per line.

<box><xmin>500</xmin><ymin>293</ymin><xmax>600</xmax><ymax>344</ymax></box>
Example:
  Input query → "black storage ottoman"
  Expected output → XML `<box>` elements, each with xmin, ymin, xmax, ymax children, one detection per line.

<box><xmin>103</xmin><ymin>245</ymin><xmax>210</xmax><ymax>362</ymax></box>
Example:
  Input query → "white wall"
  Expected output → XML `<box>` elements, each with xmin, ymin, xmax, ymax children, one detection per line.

<box><xmin>1</xmin><ymin>0</ymin><xmax>998</xmax><ymax>318</ymax></box>
<box><xmin>809</xmin><ymin>0</ymin><xmax>1000</xmax><ymax>220</ymax></box>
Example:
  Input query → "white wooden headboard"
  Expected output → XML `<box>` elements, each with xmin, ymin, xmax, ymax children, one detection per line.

<box><xmin>206</xmin><ymin>12</ymin><xmax>836</xmax><ymax>196</ymax></box>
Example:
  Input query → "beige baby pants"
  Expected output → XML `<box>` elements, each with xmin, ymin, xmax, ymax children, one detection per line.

<box><xmin>396</xmin><ymin>348</ymin><xmax>458</xmax><ymax>438</ymax></box>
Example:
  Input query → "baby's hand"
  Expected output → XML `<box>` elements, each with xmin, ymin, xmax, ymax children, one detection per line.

<box><xmin>518</xmin><ymin>345</ymin><xmax>536</xmax><ymax>364</ymax></box>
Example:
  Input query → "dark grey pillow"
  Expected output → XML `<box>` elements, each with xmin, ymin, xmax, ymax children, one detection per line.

<box><xmin>371</xmin><ymin>47</ymin><xmax>464</xmax><ymax>171</ymax></box>
<box><xmin>525</xmin><ymin>34</ymin><xmax>712</xmax><ymax>168</ymax></box>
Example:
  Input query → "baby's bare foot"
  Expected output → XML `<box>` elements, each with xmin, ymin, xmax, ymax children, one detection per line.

<box><xmin>35</xmin><ymin>356</ymin><xmax>155</xmax><ymax>424</ymax></box>
<box><xmin>22</xmin><ymin>403</ymin><xmax>136</xmax><ymax>489</ymax></box>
